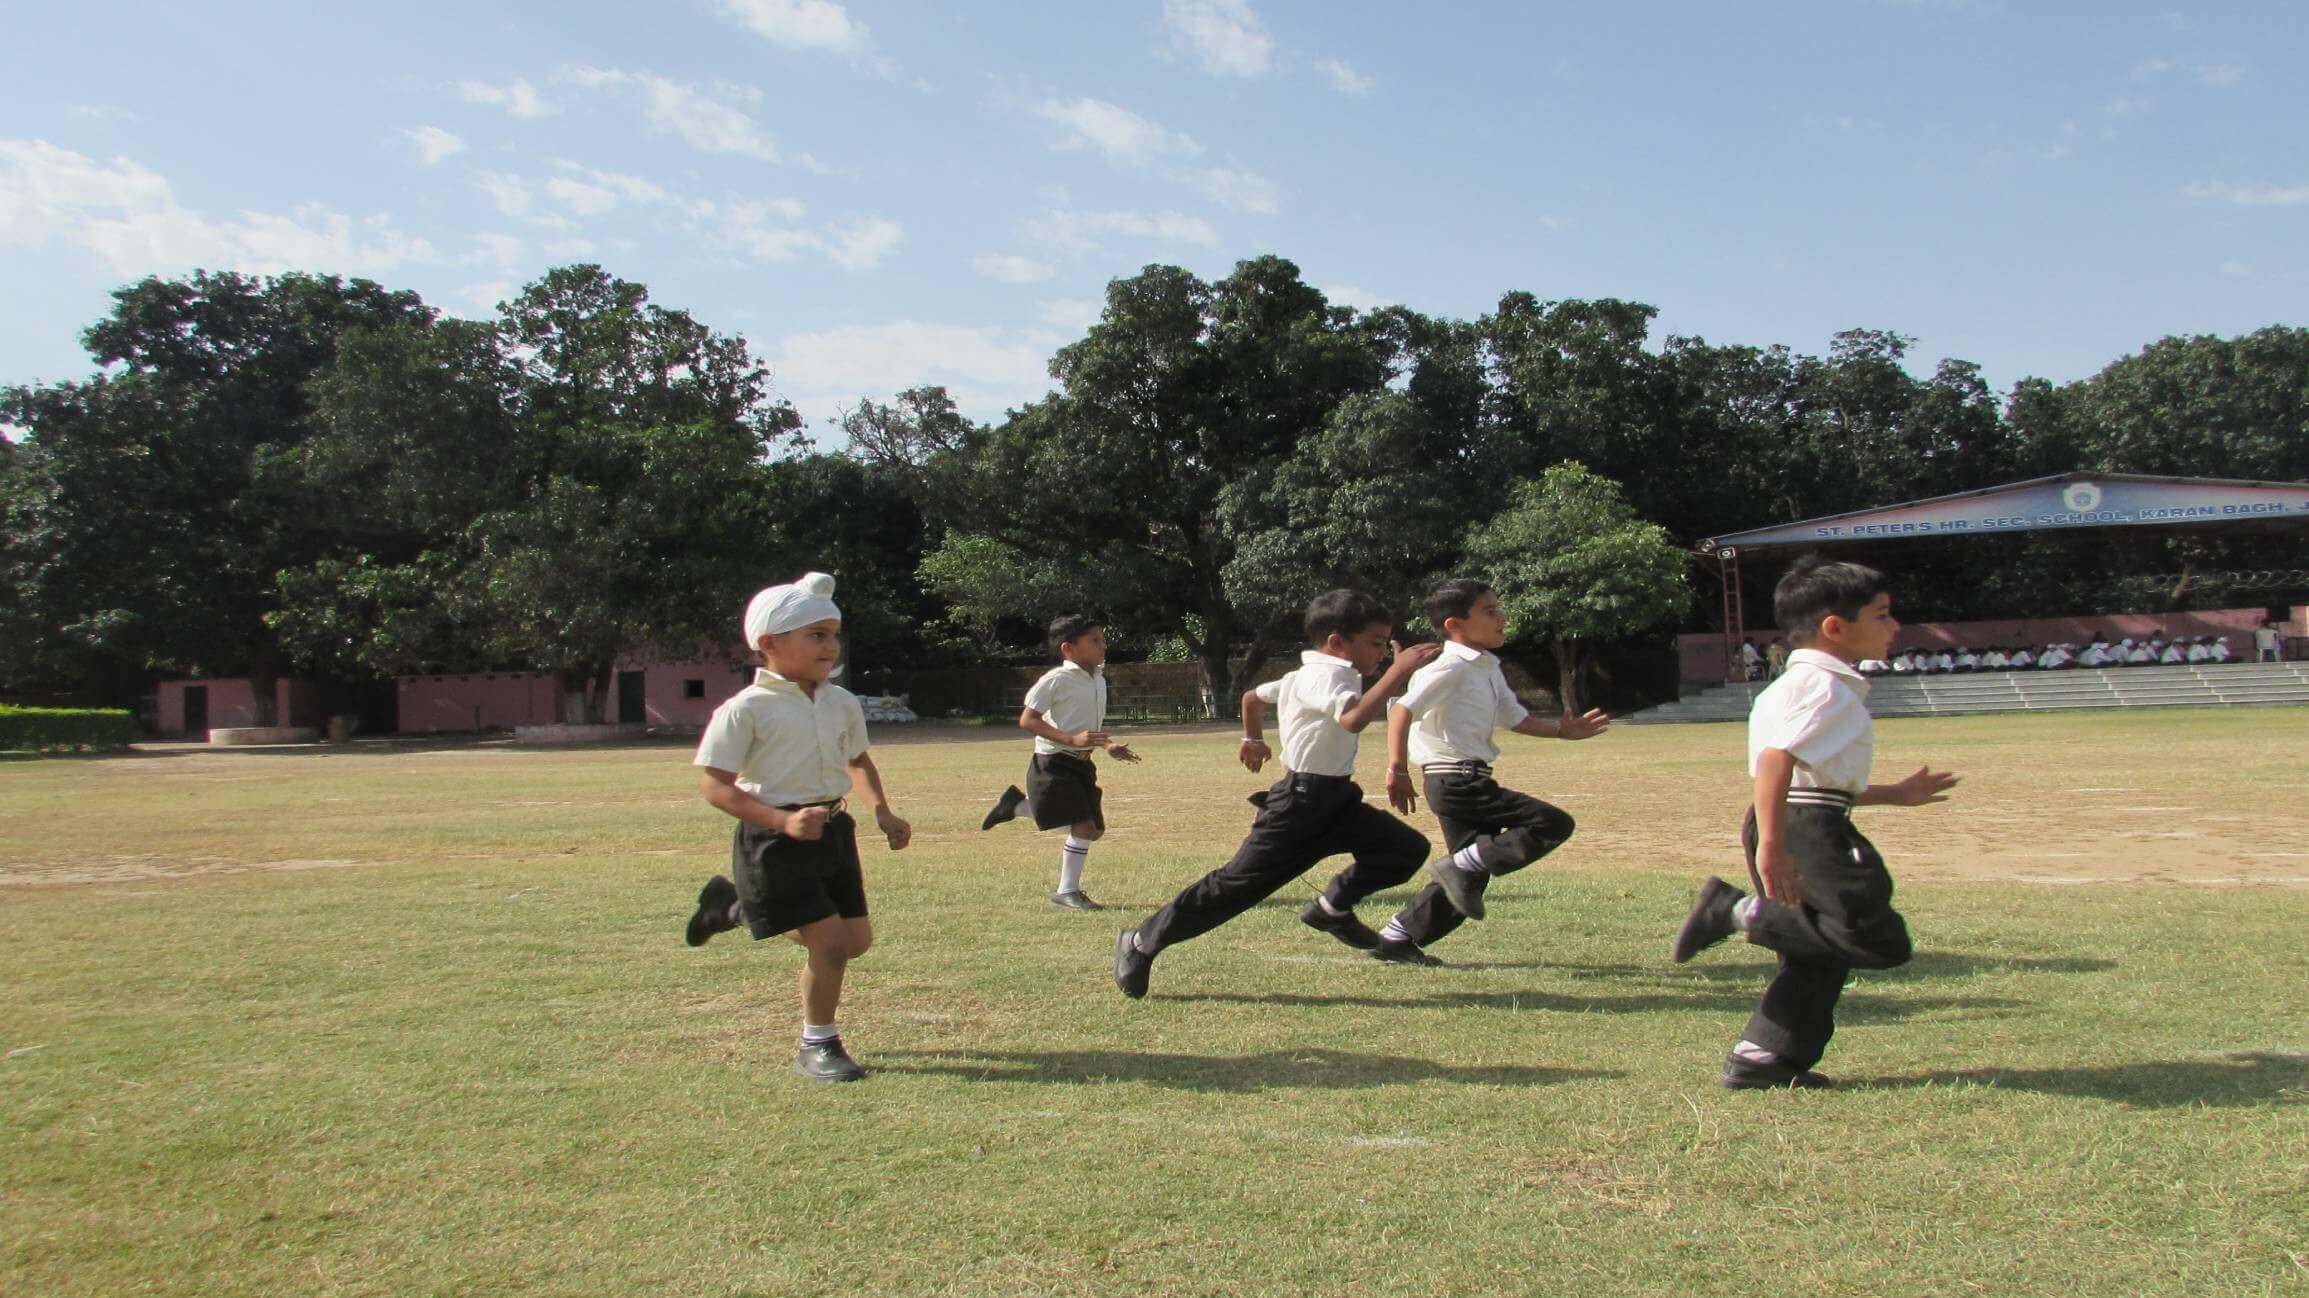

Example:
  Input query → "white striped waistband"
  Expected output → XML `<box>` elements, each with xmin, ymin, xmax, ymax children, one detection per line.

<box><xmin>1785</xmin><ymin>788</ymin><xmax>1855</xmax><ymax>810</ymax></box>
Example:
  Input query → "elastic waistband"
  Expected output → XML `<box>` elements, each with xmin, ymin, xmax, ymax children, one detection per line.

<box><xmin>1281</xmin><ymin>771</ymin><xmax>1355</xmax><ymax>788</ymax></box>
<box><xmin>774</xmin><ymin>797</ymin><xmax>848</xmax><ymax>813</ymax></box>
<box><xmin>1422</xmin><ymin>760</ymin><xmax>1492</xmax><ymax>776</ymax></box>
<box><xmin>1785</xmin><ymin>788</ymin><xmax>1854</xmax><ymax>811</ymax></box>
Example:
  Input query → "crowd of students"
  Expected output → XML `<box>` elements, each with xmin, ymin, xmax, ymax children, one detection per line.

<box><xmin>1739</xmin><ymin>631</ymin><xmax>2257</xmax><ymax>680</ymax></box>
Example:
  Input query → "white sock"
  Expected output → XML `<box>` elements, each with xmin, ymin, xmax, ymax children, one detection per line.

<box><xmin>802</xmin><ymin>1021</ymin><xmax>839</xmax><ymax>1045</ymax></box>
<box><xmin>1058</xmin><ymin>835</ymin><xmax>1090</xmax><ymax>894</ymax></box>
<box><xmin>1378</xmin><ymin>917</ymin><xmax>1412</xmax><ymax>944</ymax></box>
<box><xmin>1733</xmin><ymin>896</ymin><xmax>1761</xmax><ymax>930</ymax></box>
<box><xmin>1316</xmin><ymin>895</ymin><xmax>1348</xmax><ymax>917</ymax></box>
<box><xmin>1449</xmin><ymin>843</ymin><xmax>1487</xmax><ymax>874</ymax></box>
<box><xmin>724</xmin><ymin>900</ymin><xmax>744</xmax><ymax>924</ymax></box>
<box><xmin>1731</xmin><ymin>1040</ymin><xmax>1777</xmax><ymax>1065</ymax></box>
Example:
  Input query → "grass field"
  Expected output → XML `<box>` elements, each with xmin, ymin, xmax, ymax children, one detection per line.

<box><xmin>4</xmin><ymin>709</ymin><xmax>2306</xmax><ymax>1296</ymax></box>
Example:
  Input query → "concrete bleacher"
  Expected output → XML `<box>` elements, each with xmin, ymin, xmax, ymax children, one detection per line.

<box><xmin>1622</xmin><ymin>660</ymin><xmax>2309</xmax><ymax>724</ymax></box>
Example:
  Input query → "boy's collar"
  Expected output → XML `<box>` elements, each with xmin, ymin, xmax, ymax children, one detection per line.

<box><xmin>1058</xmin><ymin>659</ymin><xmax>1102</xmax><ymax>677</ymax></box>
<box><xmin>1302</xmin><ymin>648</ymin><xmax>1354</xmax><ymax>669</ymax></box>
<box><xmin>753</xmin><ymin>667</ymin><xmax>825</xmax><ymax>694</ymax></box>
<box><xmin>1786</xmin><ymin>647</ymin><xmax>1865</xmax><ymax>681</ymax></box>
<box><xmin>1441</xmin><ymin>639</ymin><xmax>1493</xmax><ymax>663</ymax></box>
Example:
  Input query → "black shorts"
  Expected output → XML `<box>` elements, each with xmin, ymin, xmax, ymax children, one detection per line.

<box><xmin>1025</xmin><ymin>751</ymin><xmax>1104</xmax><ymax>831</ymax></box>
<box><xmin>730</xmin><ymin>808</ymin><xmax>867</xmax><ymax>939</ymax></box>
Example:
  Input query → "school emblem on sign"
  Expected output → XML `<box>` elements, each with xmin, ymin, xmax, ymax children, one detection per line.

<box><xmin>2063</xmin><ymin>482</ymin><xmax>2102</xmax><ymax>512</ymax></box>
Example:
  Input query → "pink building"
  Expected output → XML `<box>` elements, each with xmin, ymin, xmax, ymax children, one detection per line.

<box><xmin>395</xmin><ymin>651</ymin><xmax>755</xmax><ymax>733</ymax></box>
<box><xmin>154</xmin><ymin>678</ymin><xmax>323</xmax><ymax>737</ymax></box>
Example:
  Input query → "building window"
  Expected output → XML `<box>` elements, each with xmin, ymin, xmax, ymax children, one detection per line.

<box><xmin>683</xmin><ymin>679</ymin><xmax>706</xmax><ymax>699</ymax></box>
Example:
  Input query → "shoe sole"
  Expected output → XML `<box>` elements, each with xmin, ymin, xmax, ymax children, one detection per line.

<box><xmin>1671</xmin><ymin>877</ymin><xmax>1739</xmax><ymax>963</ymax></box>
<box><xmin>1051</xmin><ymin>894</ymin><xmax>1105</xmax><ymax>911</ymax></box>
<box><xmin>1425</xmin><ymin>859</ymin><xmax>1486</xmax><ymax>920</ymax></box>
<box><xmin>686</xmin><ymin>877</ymin><xmax>739</xmax><ymax>947</ymax></box>
<box><xmin>1372</xmin><ymin>945</ymin><xmax>1443</xmax><ymax>967</ymax></box>
<box><xmin>981</xmin><ymin>787</ymin><xmax>1026</xmax><ymax>831</ymax></box>
<box><xmin>795</xmin><ymin>1064</ymin><xmax>867</xmax><ymax>1083</ymax></box>
<box><xmin>1300</xmin><ymin>908</ymin><xmax>1382</xmax><ymax>950</ymax></box>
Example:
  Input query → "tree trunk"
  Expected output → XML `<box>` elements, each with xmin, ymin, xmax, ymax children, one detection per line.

<box><xmin>559</xmin><ymin>665</ymin><xmax>612</xmax><ymax>723</ymax></box>
<box><xmin>1554</xmin><ymin>637</ymin><xmax>1581</xmax><ymax>714</ymax></box>
<box><xmin>247</xmin><ymin>661</ymin><xmax>281</xmax><ymax>728</ymax></box>
<box><xmin>1189</xmin><ymin>610</ymin><xmax>1240</xmax><ymax>720</ymax></box>
<box><xmin>1236</xmin><ymin>633</ymin><xmax>1283</xmax><ymax>702</ymax></box>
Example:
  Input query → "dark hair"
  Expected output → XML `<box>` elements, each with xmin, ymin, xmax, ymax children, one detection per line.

<box><xmin>1048</xmin><ymin>613</ymin><xmax>1104</xmax><ymax>650</ymax></box>
<box><xmin>1304</xmin><ymin>589</ymin><xmax>1392</xmax><ymax>645</ymax></box>
<box><xmin>1424</xmin><ymin>578</ymin><xmax>1494</xmax><ymax>631</ymax></box>
<box><xmin>1774</xmin><ymin>553</ymin><xmax>1888</xmax><ymax>642</ymax></box>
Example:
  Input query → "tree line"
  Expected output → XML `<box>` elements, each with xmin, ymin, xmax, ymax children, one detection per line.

<box><xmin>4</xmin><ymin>256</ymin><xmax>2304</xmax><ymax>721</ymax></box>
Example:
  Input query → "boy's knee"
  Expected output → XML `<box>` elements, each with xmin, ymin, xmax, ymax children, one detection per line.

<box><xmin>1075</xmin><ymin>823</ymin><xmax>1104</xmax><ymax>842</ymax></box>
<box><xmin>848</xmin><ymin>931</ymin><xmax>874</xmax><ymax>959</ymax></box>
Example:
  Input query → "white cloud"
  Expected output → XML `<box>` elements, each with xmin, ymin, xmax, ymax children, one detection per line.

<box><xmin>459</xmin><ymin>77</ymin><xmax>555</xmax><ymax>119</ymax></box>
<box><xmin>1320</xmin><ymin>284</ymin><xmax>1382</xmax><ymax>311</ymax></box>
<box><xmin>2182</xmin><ymin>180</ymin><xmax>2309</xmax><ymax>207</ymax></box>
<box><xmin>1314</xmin><ymin>57</ymin><xmax>1373</xmax><ymax>96</ymax></box>
<box><xmin>551</xmin><ymin>160</ymin><xmax>672</xmax><ymax>206</ymax></box>
<box><xmin>0</xmin><ymin>138</ymin><xmax>435</xmax><ymax>277</ymax></box>
<box><xmin>1026</xmin><ymin>208</ymin><xmax>1219</xmax><ymax>254</ymax></box>
<box><xmin>475</xmin><ymin>171</ymin><xmax>532</xmax><ymax>217</ymax></box>
<box><xmin>1036</xmin><ymin>297</ymin><xmax>1103</xmax><ymax>332</ymax></box>
<box><xmin>825</xmin><ymin>215</ymin><xmax>904</xmax><ymax>270</ymax></box>
<box><xmin>66</xmin><ymin>104</ymin><xmax>136</xmax><ymax>123</ymax></box>
<box><xmin>558</xmin><ymin>66</ymin><xmax>779</xmax><ymax>162</ymax></box>
<box><xmin>2135</xmin><ymin>58</ymin><xmax>2247</xmax><ymax>87</ymax></box>
<box><xmin>973</xmin><ymin>253</ymin><xmax>1055</xmax><ymax>283</ymax></box>
<box><xmin>542</xmin><ymin>176</ymin><xmax>619</xmax><ymax>216</ymax></box>
<box><xmin>402</xmin><ymin>125</ymin><xmax>466</xmax><ymax>166</ymax></box>
<box><xmin>716</xmin><ymin>0</ymin><xmax>870</xmax><ymax>54</ymax></box>
<box><xmin>470</xmin><ymin>232</ymin><xmax>526</xmax><ymax>271</ymax></box>
<box><xmin>456</xmin><ymin>280</ymin><xmax>517</xmax><ymax>315</ymax></box>
<box><xmin>2220</xmin><ymin>260</ymin><xmax>2252</xmax><ymax>277</ymax></box>
<box><xmin>1164</xmin><ymin>0</ymin><xmax>1274</xmax><ymax>77</ymax></box>
<box><xmin>768</xmin><ymin>320</ymin><xmax>1058</xmax><ymax>424</ymax></box>
<box><xmin>1194</xmin><ymin>166</ymin><xmax>1280</xmax><ymax>214</ymax></box>
<box><xmin>2103</xmin><ymin>97</ymin><xmax>2154</xmax><ymax>118</ymax></box>
<box><xmin>1036</xmin><ymin>98</ymin><xmax>1201</xmax><ymax>166</ymax></box>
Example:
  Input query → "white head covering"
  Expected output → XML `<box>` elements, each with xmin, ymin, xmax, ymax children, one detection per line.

<box><xmin>743</xmin><ymin>572</ymin><xmax>841</xmax><ymax>646</ymax></box>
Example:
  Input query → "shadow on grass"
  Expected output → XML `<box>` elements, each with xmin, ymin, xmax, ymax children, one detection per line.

<box><xmin>1552</xmin><ymin>951</ymin><xmax>2118</xmax><ymax>984</ymax></box>
<box><xmin>876</xmin><ymin>1046</ymin><xmax>1619</xmax><ymax>1091</ymax></box>
<box><xmin>1857</xmin><ymin>1052</ymin><xmax>2308</xmax><ymax>1108</ymax></box>
<box><xmin>1167</xmin><ymin>986</ymin><xmax>2019</xmax><ymax>1020</ymax></box>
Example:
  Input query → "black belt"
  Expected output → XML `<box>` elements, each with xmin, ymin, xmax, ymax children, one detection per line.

<box><xmin>1785</xmin><ymin>788</ymin><xmax>1854</xmax><ymax>812</ymax></box>
<box><xmin>1281</xmin><ymin>771</ymin><xmax>1354</xmax><ymax>789</ymax></box>
<box><xmin>773</xmin><ymin>797</ymin><xmax>847</xmax><ymax>813</ymax></box>
<box><xmin>1421</xmin><ymin>760</ymin><xmax>1492</xmax><ymax>775</ymax></box>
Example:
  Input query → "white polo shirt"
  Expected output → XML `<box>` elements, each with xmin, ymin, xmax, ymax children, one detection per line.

<box><xmin>1252</xmin><ymin>650</ymin><xmax>1365</xmax><ymax>778</ymax></box>
<box><xmin>1748</xmin><ymin>648</ymin><xmax>1874</xmax><ymax>796</ymax></box>
<box><xmin>693</xmin><ymin>669</ymin><xmax>869</xmax><ymax>806</ymax></box>
<box><xmin>1396</xmin><ymin>639</ymin><xmax>1531</xmax><ymax>767</ymax></box>
<box><xmin>1023</xmin><ymin>661</ymin><xmax>1107</xmax><ymax>756</ymax></box>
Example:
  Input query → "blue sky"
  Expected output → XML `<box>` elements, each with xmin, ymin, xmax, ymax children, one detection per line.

<box><xmin>4</xmin><ymin>1</ymin><xmax>2303</xmax><ymax>435</ymax></box>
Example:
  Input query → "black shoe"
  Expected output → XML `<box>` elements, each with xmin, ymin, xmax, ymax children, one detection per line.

<box><xmin>1425</xmin><ymin>856</ymin><xmax>1489</xmax><ymax>920</ymax></box>
<box><xmin>795</xmin><ymin>1037</ymin><xmax>867</xmax><ymax>1083</ymax></box>
<box><xmin>1299</xmin><ymin>899</ymin><xmax>1381</xmax><ymax>950</ymax></box>
<box><xmin>1372</xmin><ymin>937</ymin><xmax>1444</xmax><ymax>967</ymax></box>
<box><xmin>1671</xmin><ymin>876</ymin><xmax>1745</xmax><ymax>963</ymax></box>
<box><xmin>981</xmin><ymin>785</ymin><xmax>1026</xmax><ymax>830</ymax></box>
<box><xmin>685</xmin><ymin>874</ymin><xmax>740</xmax><ymax>947</ymax></box>
<box><xmin>1050</xmin><ymin>890</ymin><xmax>1104</xmax><ymax>911</ymax></box>
<box><xmin>1718</xmin><ymin>1055</ymin><xmax>1834</xmax><ymax>1091</ymax></box>
<box><xmin>1114</xmin><ymin>928</ymin><xmax>1153</xmax><ymax>998</ymax></box>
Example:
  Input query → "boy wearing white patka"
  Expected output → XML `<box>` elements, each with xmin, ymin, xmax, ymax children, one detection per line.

<box><xmin>681</xmin><ymin>573</ymin><xmax>913</xmax><ymax>1084</ymax></box>
<box><xmin>980</xmin><ymin>614</ymin><xmax>1140</xmax><ymax>911</ymax></box>
<box><xmin>1669</xmin><ymin>555</ymin><xmax>1960</xmax><ymax>1090</ymax></box>
<box><xmin>1376</xmin><ymin>578</ymin><xmax>1609</xmax><ymax>952</ymax></box>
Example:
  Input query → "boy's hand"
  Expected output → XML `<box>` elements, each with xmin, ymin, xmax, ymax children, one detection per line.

<box><xmin>1239</xmin><ymin>738</ymin><xmax>1272</xmax><ymax>772</ymax></box>
<box><xmin>1385</xmin><ymin>640</ymin><xmax>1442</xmax><ymax>678</ymax></box>
<box><xmin>1882</xmin><ymin>765</ymin><xmax>1961</xmax><ymax>806</ymax></box>
<box><xmin>1558</xmin><ymin>708</ymin><xmax>1612</xmax><ymax>740</ymax></box>
<box><xmin>782</xmin><ymin>806</ymin><xmax>830</xmax><ymax>841</ymax></box>
<box><xmin>1756</xmin><ymin>839</ymin><xmax>1801</xmax><ymax>906</ymax></box>
<box><xmin>1069</xmin><ymin>729</ymin><xmax>1112</xmax><ymax>749</ymax></box>
<box><xmin>875</xmin><ymin>806</ymin><xmax>912</xmax><ymax>850</ymax></box>
<box><xmin>1108</xmin><ymin>742</ymin><xmax>1142</xmax><ymax>764</ymax></box>
<box><xmin>1386</xmin><ymin>767</ymin><xmax>1417</xmax><ymax>814</ymax></box>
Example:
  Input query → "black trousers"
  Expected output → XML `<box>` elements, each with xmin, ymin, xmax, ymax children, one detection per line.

<box><xmin>1389</xmin><ymin>766</ymin><xmax>1576</xmax><ymax>946</ymax></box>
<box><xmin>1137</xmin><ymin>773</ymin><xmax>1428</xmax><ymax>953</ymax></box>
<box><xmin>1736</xmin><ymin>803</ymin><xmax>1913</xmax><ymax>1069</ymax></box>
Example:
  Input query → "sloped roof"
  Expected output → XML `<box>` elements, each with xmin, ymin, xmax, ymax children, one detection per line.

<box><xmin>1700</xmin><ymin>472</ymin><xmax>2309</xmax><ymax>554</ymax></box>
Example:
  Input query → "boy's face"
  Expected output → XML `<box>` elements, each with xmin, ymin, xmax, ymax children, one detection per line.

<box><xmin>1326</xmin><ymin>621</ymin><xmax>1394</xmax><ymax>677</ymax></box>
<box><xmin>1817</xmin><ymin>593</ymin><xmax>1897</xmax><ymax>663</ymax></box>
<box><xmin>1060</xmin><ymin>627</ymin><xmax>1108</xmax><ymax>670</ymax></box>
<box><xmin>760</xmin><ymin>618</ymin><xmax>843</xmax><ymax>684</ymax></box>
<box><xmin>1446</xmin><ymin>592</ymin><xmax>1509</xmax><ymax>650</ymax></box>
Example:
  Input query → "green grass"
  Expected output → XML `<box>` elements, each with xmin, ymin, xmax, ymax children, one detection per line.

<box><xmin>3</xmin><ymin>712</ymin><xmax>2306</xmax><ymax>1296</ymax></box>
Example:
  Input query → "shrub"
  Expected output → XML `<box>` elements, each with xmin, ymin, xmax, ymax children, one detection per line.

<box><xmin>0</xmin><ymin>706</ymin><xmax>136</xmax><ymax>753</ymax></box>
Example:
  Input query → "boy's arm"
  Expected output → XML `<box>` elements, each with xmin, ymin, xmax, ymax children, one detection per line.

<box><xmin>1751</xmin><ymin>747</ymin><xmax>1799</xmax><ymax>905</ymax></box>
<box><xmin>1339</xmin><ymin>641</ymin><xmax>1443</xmax><ymax>732</ymax></box>
<box><xmin>1239</xmin><ymin>689</ymin><xmax>1272</xmax><ymax>771</ymax></box>
<box><xmin>846</xmin><ymin>751</ymin><xmax>912</xmax><ymax>849</ymax></box>
<box><xmin>1384</xmin><ymin>702</ymin><xmax>1417</xmax><ymax>813</ymax></box>
<box><xmin>1857</xmin><ymin>765</ymin><xmax>1960</xmax><ymax>807</ymax></box>
<box><xmin>1510</xmin><ymin>708</ymin><xmax>1612</xmax><ymax>740</ymax></box>
<box><xmin>699</xmin><ymin>768</ymin><xmax>826</xmax><ymax>840</ymax></box>
<box><xmin>1017</xmin><ymin>705</ymin><xmax>1109</xmax><ymax>751</ymax></box>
